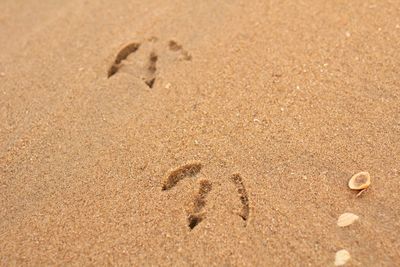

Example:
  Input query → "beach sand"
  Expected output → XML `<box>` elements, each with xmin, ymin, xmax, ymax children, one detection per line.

<box><xmin>1</xmin><ymin>0</ymin><xmax>400</xmax><ymax>265</ymax></box>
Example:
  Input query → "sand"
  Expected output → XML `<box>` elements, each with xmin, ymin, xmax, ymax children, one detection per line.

<box><xmin>1</xmin><ymin>0</ymin><xmax>400</xmax><ymax>265</ymax></box>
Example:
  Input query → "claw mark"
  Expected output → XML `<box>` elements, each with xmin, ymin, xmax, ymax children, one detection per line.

<box><xmin>148</xmin><ymin>52</ymin><xmax>158</xmax><ymax>73</ymax></box>
<box><xmin>107</xmin><ymin>42</ymin><xmax>141</xmax><ymax>78</ymax></box>
<box><xmin>144</xmin><ymin>51</ymin><xmax>158</xmax><ymax>88</ymax></box>
<box><xmin>162</xmin><ymin>162</ymin><xmax>202</xmax><ymax>191</ymax></box>
<box><xmin>168</xmin><ymin>40</ymin><xmax>192</xmax><ymax>61</ymax></box>
<box><xmin>231</xmin><ymin>173</ymin><xmax>250</xmax><ymax>222</ymax></box>
<box><xmin>187</xmin><ymin>180</ymin><xmax>212</xmax><ymax>229</ymax></box>
<box><xmin>168</xmin><ymin>40</ymin><xmax>183</xmax><ymax>51</ymax></box>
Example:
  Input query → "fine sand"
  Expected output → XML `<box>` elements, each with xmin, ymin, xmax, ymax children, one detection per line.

<box><xmin>1</xmin><ymin>0</ymin><xmax>400</xmax><ymax>266</ymax></box>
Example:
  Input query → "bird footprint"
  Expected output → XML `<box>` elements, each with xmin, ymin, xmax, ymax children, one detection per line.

<box><xmin>107</xmin><ymin>38</ymin><xmax>191</xmax><ymax>88</ymax></box>
<box><xmin>161</xmin><ymin>162</ymin><xmax>251</xmax><ymax>229</ymax></box>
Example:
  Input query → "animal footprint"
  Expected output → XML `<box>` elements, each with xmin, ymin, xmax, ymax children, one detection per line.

<box><xmin>231</xmin><ymin>173</ymin><xmax>250</xmax><ymax>222</ymax></box>
<box><xmin>161</xmin><ymin>164</ymin><xmax>250</xmax><ymax>229</ymax></box>
<box><xmin>107</xmin><ymin>38</ymin><xmax>191</xmax><ymax>88</ymax></box>
<box><xmin>107</xmin><ymin>40</ymin><xmax>159</xmax><ymax>88</ymax></box>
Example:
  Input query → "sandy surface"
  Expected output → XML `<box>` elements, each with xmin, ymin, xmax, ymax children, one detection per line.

<box><xmin>1</xmin><ymin>0</ymin><xmax>400</xmax><ymax>266</ymax></box>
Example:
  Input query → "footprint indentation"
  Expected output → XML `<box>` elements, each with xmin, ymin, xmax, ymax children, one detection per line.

<box><xmin>231</xmin><ymin>173</ymin><xmax>250</xmax><ymax>222</ymax></box>
<box><xmin>187</xmin><ymin>179</ymin><xmax>212</xmax><ymax>229</ymax></box>
<box><xmin>107</xmin><ymin>39</ymin><xmax>191</xmax><ymax>88</ymax></box>
<box><xmin>107</xmin><ymin>42</ymin><xmax>141</xmax><ymax>78</ymax></box>
<box><xmin>168</xmin><ymin>40</ymin><xmax>192</xmax><ymax>61</ymax></box>
<box><xmin>144</xmin><ymin>51</ymin><xmax>158</xmax><ymax>88</ymax></box>
<box><xmin>162</xmin><ymin>162</ymin><xmax>202</xmax><ymax>191</ymax></box>
<box><xmin>161</xmin><ymin>163</ymin><xmax>252</xmax><ymax>229</ymax></box>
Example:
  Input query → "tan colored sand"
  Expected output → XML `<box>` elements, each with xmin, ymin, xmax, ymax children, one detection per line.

<box><xmin>1</xmin><ymin>0</ymin><xmax>400</xmax><ymax>265</ymax></box>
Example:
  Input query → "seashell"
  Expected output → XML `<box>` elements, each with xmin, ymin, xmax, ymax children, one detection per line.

<box><xmin>337</xmin><ymin>213</ymin><xmax>359</xmax><ymax>227</ymax></box>
<box><xmin>335</xmin><ymin>249</ymin><xmax>351</xmax><ymax>266</ymax></box>
<box><xmin>348</xmin><ymin>171</ymin><xmax>371</xmax><ymax>190</ymax></box>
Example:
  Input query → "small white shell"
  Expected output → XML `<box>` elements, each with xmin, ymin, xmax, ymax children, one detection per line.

<box><xmin>337</xmin><ymin>213</ymin><xmax>359</xmax><ymax>227</ymax></box>
<box><xmin>348</xmin><ymin>171</ymin><xmax>371</xmax><ymax>190</ymax></box>
<box><xmin>335</xmin><ymin>249</ymin><xmax>351</xmax><ymax>266</ymax></box>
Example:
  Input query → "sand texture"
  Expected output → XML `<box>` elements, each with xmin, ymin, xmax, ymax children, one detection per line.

<box><xmin>1</xmin><ymin>0</ymin><xmax>400</xmax><ymax>266</ymax></box>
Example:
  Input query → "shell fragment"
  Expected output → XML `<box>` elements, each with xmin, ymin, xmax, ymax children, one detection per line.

<box><xmin>337</xmin><ymin>213</ymin><xmax>359</xmax><ymax>227</ymax></box>
<box><xmin>335</xmin><ymin>249</ymin><xmax>351</xmax><ymax>266</ymax></box>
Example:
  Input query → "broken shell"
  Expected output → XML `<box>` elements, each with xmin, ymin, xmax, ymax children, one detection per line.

<box><xmin>337</xmin><ymin>213</ymin><xmax>359</xmax><ymax>227</ymax></box>
<box><xmin>348</xmin><ymin>171</ymin><xmax>371</xmax><ymax>190</ymax></box>
<box><xmin>335</xmin><ymin>249</ymin><xmax>351</xmax><ymax>266</ymax></box>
